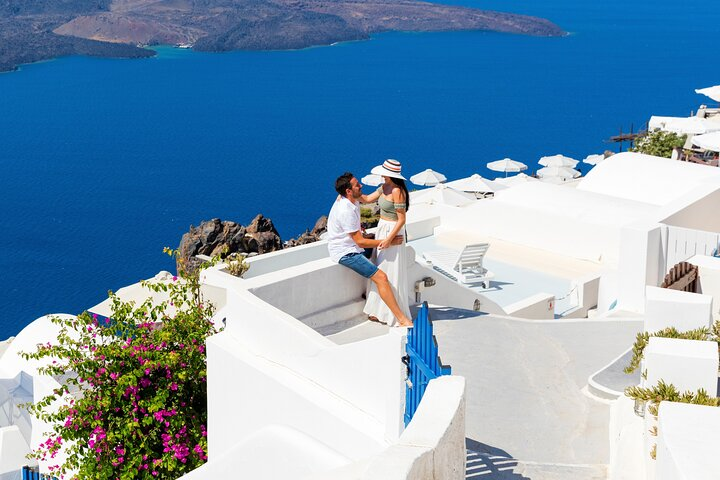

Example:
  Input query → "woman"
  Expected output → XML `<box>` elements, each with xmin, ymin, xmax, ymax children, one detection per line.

<box><xmin>361</xmin><ymin>159</ymin><xmax>412</xmax><ymax>326</ymax></box>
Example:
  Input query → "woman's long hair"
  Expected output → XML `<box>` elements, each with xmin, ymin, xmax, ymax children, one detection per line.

<box><xmin>392</xmin><ymin>178</ymin><xmax>410</xmax><ymax>211</ymax></box>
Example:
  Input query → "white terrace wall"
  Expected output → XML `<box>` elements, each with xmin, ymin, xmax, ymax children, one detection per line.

<box><xmin>436</xmin><ymin>182</ymin><xmax>657</xmax><ymax>266</ymax></box>
<box><xmin>242</xmin><ymin>241</ymin><xmax>330</xmax><ymax>279</ymax></box>
<box><xmin>198</xmin><ymin>259</ymin><xmax>468</xmax><ymax>479</ymax></box>
<box><xmin>689</xmin><ymin>254</ymin><xmax>720</xmax><ymax>319</ymax></box>
<box><xmin>656</xmin><ymin>402</ymin><xmax>720</xmax><ymax>480</ymax></box>
<box><xmin>202</xmin><ymin>279</ymin><xmax>408</xmax><ymax>444</ymax></box>
<box><xmin>644</xmin><ymin>286</ymin><xmax>713</xmax><ymax>332</ymax></box>
<box><xmin>659</xmin><ymin>184</ymin><xmax>720</xmax><ymax>233</ymax></box>
<box><xmin>247</xmin><ymin>257</ymin><xmax>369</xmax><ymax>333</ymax></box>
<box><xmin>0</xmin><ymin>315</ymin><xmax>77</xmax><ymax>475</ymax></box>
<box><xmin>406</xmin><ymin>251</ymin><xmax>505</xmax><ymax>316</ymax></box>
<box><xmin>615</xmin><ymin>223</ymin><xmax>665</xmax><ymax>313</ymax></box>
<box><xmin>577</xmin><ymin>152</ymin><xmax>720</xmax><ymax>206</ymax></box>
<box><xmin>181</xmin><ymin>376</ymin><xmax>467</xmax><ymax>480</ymax></box>
<box><xmin>662</xmin><ymin>226</ymin><xmax>719</xmax><ymax>275</ymax></box>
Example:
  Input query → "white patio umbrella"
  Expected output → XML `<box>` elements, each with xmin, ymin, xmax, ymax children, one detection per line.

<box><xmin>412</xmin><ymin>184</ymin><xmax>475</xmax><ymax>207</ymax></box>
<box><xmin>409</xmin><ymin>168</ymin><xmax>447</xmax><ymax>186</ymax></box>
<box><xmin>695</xmin><ymin>85</ymin><xmax>720</xmax><ymax>103</ymax></box>
<box><xmin>536</xmin><ymin>166</ymin><xmax>580</xmax><ymax>180</ymax></box>
<box><xmin>663</xmin><ymin>117</ymin><xmax>720</xmax><ymax>135</ymax></box>
<box><xmin>361</xmin><ymin>174</ymin><xmax>383</xmax><ymax>187</ymax></box>
<box><xmin>691</xmin><ymin>131</ymin><xmax>720</xmax><ymax>152</ymax></box>
<box><xmin>538</xmin><ymin>154</ymin><xmax>579</xmax><ymax>168</ymax></box>
<box><xmin>486</xmin><ymin>158</ymin><xmax>528</xmax><ymax>177</ymax></box>
<box><xmin>445</xmin><ymin>173</ymin><xmax>495</xmax><ymax>193</ymax></box>
<box><xmin>583</xmin><ymin>154</ymin><xmax>605</xmax><ymax>166</ymax></box>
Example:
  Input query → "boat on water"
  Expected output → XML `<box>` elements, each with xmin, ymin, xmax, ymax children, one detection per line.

<box><xmin>174</xmin><ymin>43</ymin><xmax>194</xmax><ymax>49</ymax></box>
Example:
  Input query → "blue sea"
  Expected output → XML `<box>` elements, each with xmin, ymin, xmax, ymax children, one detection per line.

<box><xmin>1</xmin><ymin>0</ymin><xmax>718</xmax><ymax>339</ymax></box>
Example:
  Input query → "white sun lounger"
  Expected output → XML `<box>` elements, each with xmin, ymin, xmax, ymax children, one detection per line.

<box><xmin>422</xmin><ymin>243</ymin><xmax>494</xmax><ymax>288</ymax></box>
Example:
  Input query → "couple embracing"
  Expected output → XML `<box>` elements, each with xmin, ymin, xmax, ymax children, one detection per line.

<box><xmin>327</xmin><ymin>159</ymin><xmax>413</xmax><ymax>327</ymax></box>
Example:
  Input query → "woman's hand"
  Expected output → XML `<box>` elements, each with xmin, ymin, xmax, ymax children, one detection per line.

<box><xmin>378</xmin><ymin>236</ymin><xmax>394</xmax><ymax>250</ymax></box>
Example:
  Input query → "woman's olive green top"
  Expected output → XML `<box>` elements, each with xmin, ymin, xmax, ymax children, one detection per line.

<box><xmin>376</xmin><ymin>186</ymin><xmax>407</xmax><ymax>221</ymax></box>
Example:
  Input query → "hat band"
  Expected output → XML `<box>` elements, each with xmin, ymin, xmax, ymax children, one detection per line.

<box><xmin>383</xmin><ymin>160</ymin><xmax>402</xmax><ymax>173</ymax></box>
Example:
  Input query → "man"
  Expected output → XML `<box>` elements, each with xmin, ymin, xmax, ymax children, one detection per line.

<box><xmin>327</xmin><ymin>172</ymin><xmax>413</xmax><ymax>327</ymax></box>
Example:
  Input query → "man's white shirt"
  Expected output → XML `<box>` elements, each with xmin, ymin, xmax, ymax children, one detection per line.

<box><xmin>327</xmin><ymin>196</ymin><xmax>364</xmax><ymax>263</ymax></box>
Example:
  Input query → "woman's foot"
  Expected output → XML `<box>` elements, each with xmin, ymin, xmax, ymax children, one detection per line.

<box><xmin>368</xmin><ymin>315</ymin><xmax>381</xmax><ymax>323</ymax></box>
<box><xmin>397</xmin><ymin>315</ymin><xmax>413</xmax><ymax>327</ymax></box>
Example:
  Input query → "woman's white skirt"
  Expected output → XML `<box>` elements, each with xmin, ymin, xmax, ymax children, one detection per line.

<box><xmin>363</xmin><ymin>218</ymin><xmax>411</xmax><ymax>326</ymax></box>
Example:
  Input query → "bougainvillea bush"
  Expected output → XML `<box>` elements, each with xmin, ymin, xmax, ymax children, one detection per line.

<box><xmin>22</xmin><ymin>256</ymin><xmax>220</xmax><ymax>479</ymax></box>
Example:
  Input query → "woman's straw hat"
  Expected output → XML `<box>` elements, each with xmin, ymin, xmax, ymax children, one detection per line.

<box><xmin>370</xmin><ymin>159</ymin><xmax>406</xmax><ymax>180</ymax></box>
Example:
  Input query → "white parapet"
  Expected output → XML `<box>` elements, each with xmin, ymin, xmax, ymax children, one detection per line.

<box><xmin>687</xmin><ymin>254</ymin><xmax>720</xmax><ymax>319</ymax></box>
<box><xmin>311</xmin><ymin>375</ymin><xmax>467</xmax><ymax>480</ymax></box>
<box><xmin>656</xmin><ymin>402</ymin><xmax>720</xmax><ymax>480</ymax></box>
<box><xmin>0</xmin><ymin>425</ymin><xmax>31</xmax><ymax>476</ymax></box>
<box><xmin>644</xmin><ymin>286</ymin><xmax>713</xmax><ymax>332</ymax></box>
<box><xmin>181</xmin><ymin>372</ymin><xmax>466</xmax><ymax>480</ymax></box>
<box><xmin>644</xmin><ymin>337</ymin><xmax>719</xmax><ymax>395</ymax></box>
<box><xmin>608</xmin><ymin>395</ymin><xmax>645</xmax><ymax>480</ymax></box>
<box><xmin>618</xmin><ymin>223</ymin><xmax>664</xmax><ymax>313</ymax></box>
<box><xmin>503</xmin><ymin>293</ymin><xmax>555</xmax><ymax>319</ymax></box>
<box><xmin>642</xmin><ymin>338</ymin><xmax>718</xmax><ymax>480</ymax></box>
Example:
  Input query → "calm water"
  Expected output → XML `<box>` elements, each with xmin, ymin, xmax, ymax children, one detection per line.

<box><xmin>1</xmin><ymin>0</ymin><xmax>719</xmax><ymax>338</ymax></box>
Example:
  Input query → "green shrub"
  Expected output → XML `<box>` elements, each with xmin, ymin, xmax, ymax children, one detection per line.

<box><xmin>22</xmin><ymin>250</ymin><xmax>221</xmax><ymax>479</ymax></box>
<box><xmin>631</xmin><ymin>130</ymin><xmax>686</xmax><ymax>158</ymax></box>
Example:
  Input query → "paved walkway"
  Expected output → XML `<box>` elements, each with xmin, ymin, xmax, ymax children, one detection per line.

<box><xmin>426</xmin><ymin>308</ymin><xmax>642</xmax><ymax>479</ymax></box>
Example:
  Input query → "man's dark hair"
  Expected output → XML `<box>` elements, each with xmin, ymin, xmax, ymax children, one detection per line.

<box><xmin>335</xmin><ymin>172</ymin><xmax>354</xmax><ymax>196</ymax></box>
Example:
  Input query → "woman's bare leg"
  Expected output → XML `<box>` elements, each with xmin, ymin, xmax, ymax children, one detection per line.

<box><xmin>369</xmin><ymin>269</ymin><xmax>413</xmax><ymax>327</ymax></box>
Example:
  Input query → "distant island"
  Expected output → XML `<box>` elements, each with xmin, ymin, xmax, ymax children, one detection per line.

<box><xmin>0</xmin><ymin>0</ymin><xmax>564</xmax><ymax>72</ymax></box>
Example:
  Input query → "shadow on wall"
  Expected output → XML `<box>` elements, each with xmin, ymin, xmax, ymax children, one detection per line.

<box><xmin>465</xmin><ymin>438</ymin><xmax>529</xmax><ymax>480</ymax></box>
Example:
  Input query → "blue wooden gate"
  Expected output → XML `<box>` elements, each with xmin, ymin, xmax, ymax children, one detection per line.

<box><xmin>21</xmin><ymin>466</ymin><xmax>55</xmax><ymax>480</ymax></box>
<box><xmin>403</xmin><ymin>302</ymin><xmax>451</xmax><ymax>426</ymax></box>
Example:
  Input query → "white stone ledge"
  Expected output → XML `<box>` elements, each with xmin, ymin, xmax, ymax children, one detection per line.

<box><xmin>504</xmin><ymin>293</ymin><xmax>555</xmax><ymax>320</ymax></box>
<box><xmin>645</xmin><ymin>337</ymin><xmax>719</xmax><ymax>395</ymax></box>
<box><xmin>656</xmin><ymin>402</ymin><xmax>720</xmax><ymax>480</ymax></box>
<box><xmin>644</xmin><ymin>286</ymin><xmax>712</xmax><ymax>333</ymax></box>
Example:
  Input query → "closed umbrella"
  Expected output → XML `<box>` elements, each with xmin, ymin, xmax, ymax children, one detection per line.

<box><xmin>445</xmin><ymin>173</ymin><xmax>495</xmax><ymax>193</ymax></box>
<box><xmin>583</xmin><ymin>154</ymin><xmax>605</xmax><ymax>166</ymax></box>
<box><xmin>696</xmin><ymin>85</ymin><xmax>720</xmax><ymax>103</ymax></box>
<box><xmin>412</xmin><ymin>184</ymin><xmax>475</xmax><ymax>207</ymax></box>
<box><xmin>486</xmin><ymin>158</ymin><xmax>528</xmax><ymax>177</ymax></box>
<box><xmin>691</xmin><ymin>131</ymin><xmax>720</xmax><ymax>152</ymax></box>
<box><xmin>538</xmin><ymin>154</ymin><xmax>579</xmax><ymax>168</ymax></box>
<box><xmin>537</xmin><ymin>166</ymin><xmax>580</xmax><ymax>180</ymax></box>
<box><xmin>409</xmin><ymin>169</ymin><xmax>447</xmax><ymax>186</ymax></box>
<box><xmin>361</xmin><ymin>174</ymin><xmax>383</xmax><ymax>187</ymax></box>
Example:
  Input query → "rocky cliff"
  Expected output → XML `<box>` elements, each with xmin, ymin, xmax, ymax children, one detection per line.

<box><xmin>177</xmin><ymin>214</ymin><xmax>327</xmax><ymax>273</ymax></box>
<box><xmin>0</xmin><ymin>0</ymin><xmax>564</xmax><ymax>72</ymax></box>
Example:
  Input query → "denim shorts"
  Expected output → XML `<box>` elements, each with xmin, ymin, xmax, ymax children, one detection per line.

<box><xmin>339</xmin><ymin>252</ymin><xmax>378</xmax><ymax>279</ymax></box>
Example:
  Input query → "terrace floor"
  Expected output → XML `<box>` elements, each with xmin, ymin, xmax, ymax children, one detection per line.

<box><xmin>330</xmin><ymin>306</ymin><xmax>643</xmax><ymax>479</ymax></box>
<box><xmin>408</xmin><ymin>236</ymin><xmax>605</xmax><ymax>316</ymax></box>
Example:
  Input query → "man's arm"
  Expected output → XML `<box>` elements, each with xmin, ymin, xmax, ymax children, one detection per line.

<box><xmin>349</xmin><ymin>230</ymin><xmax>403</xmax><ymax>249</ymax></box>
